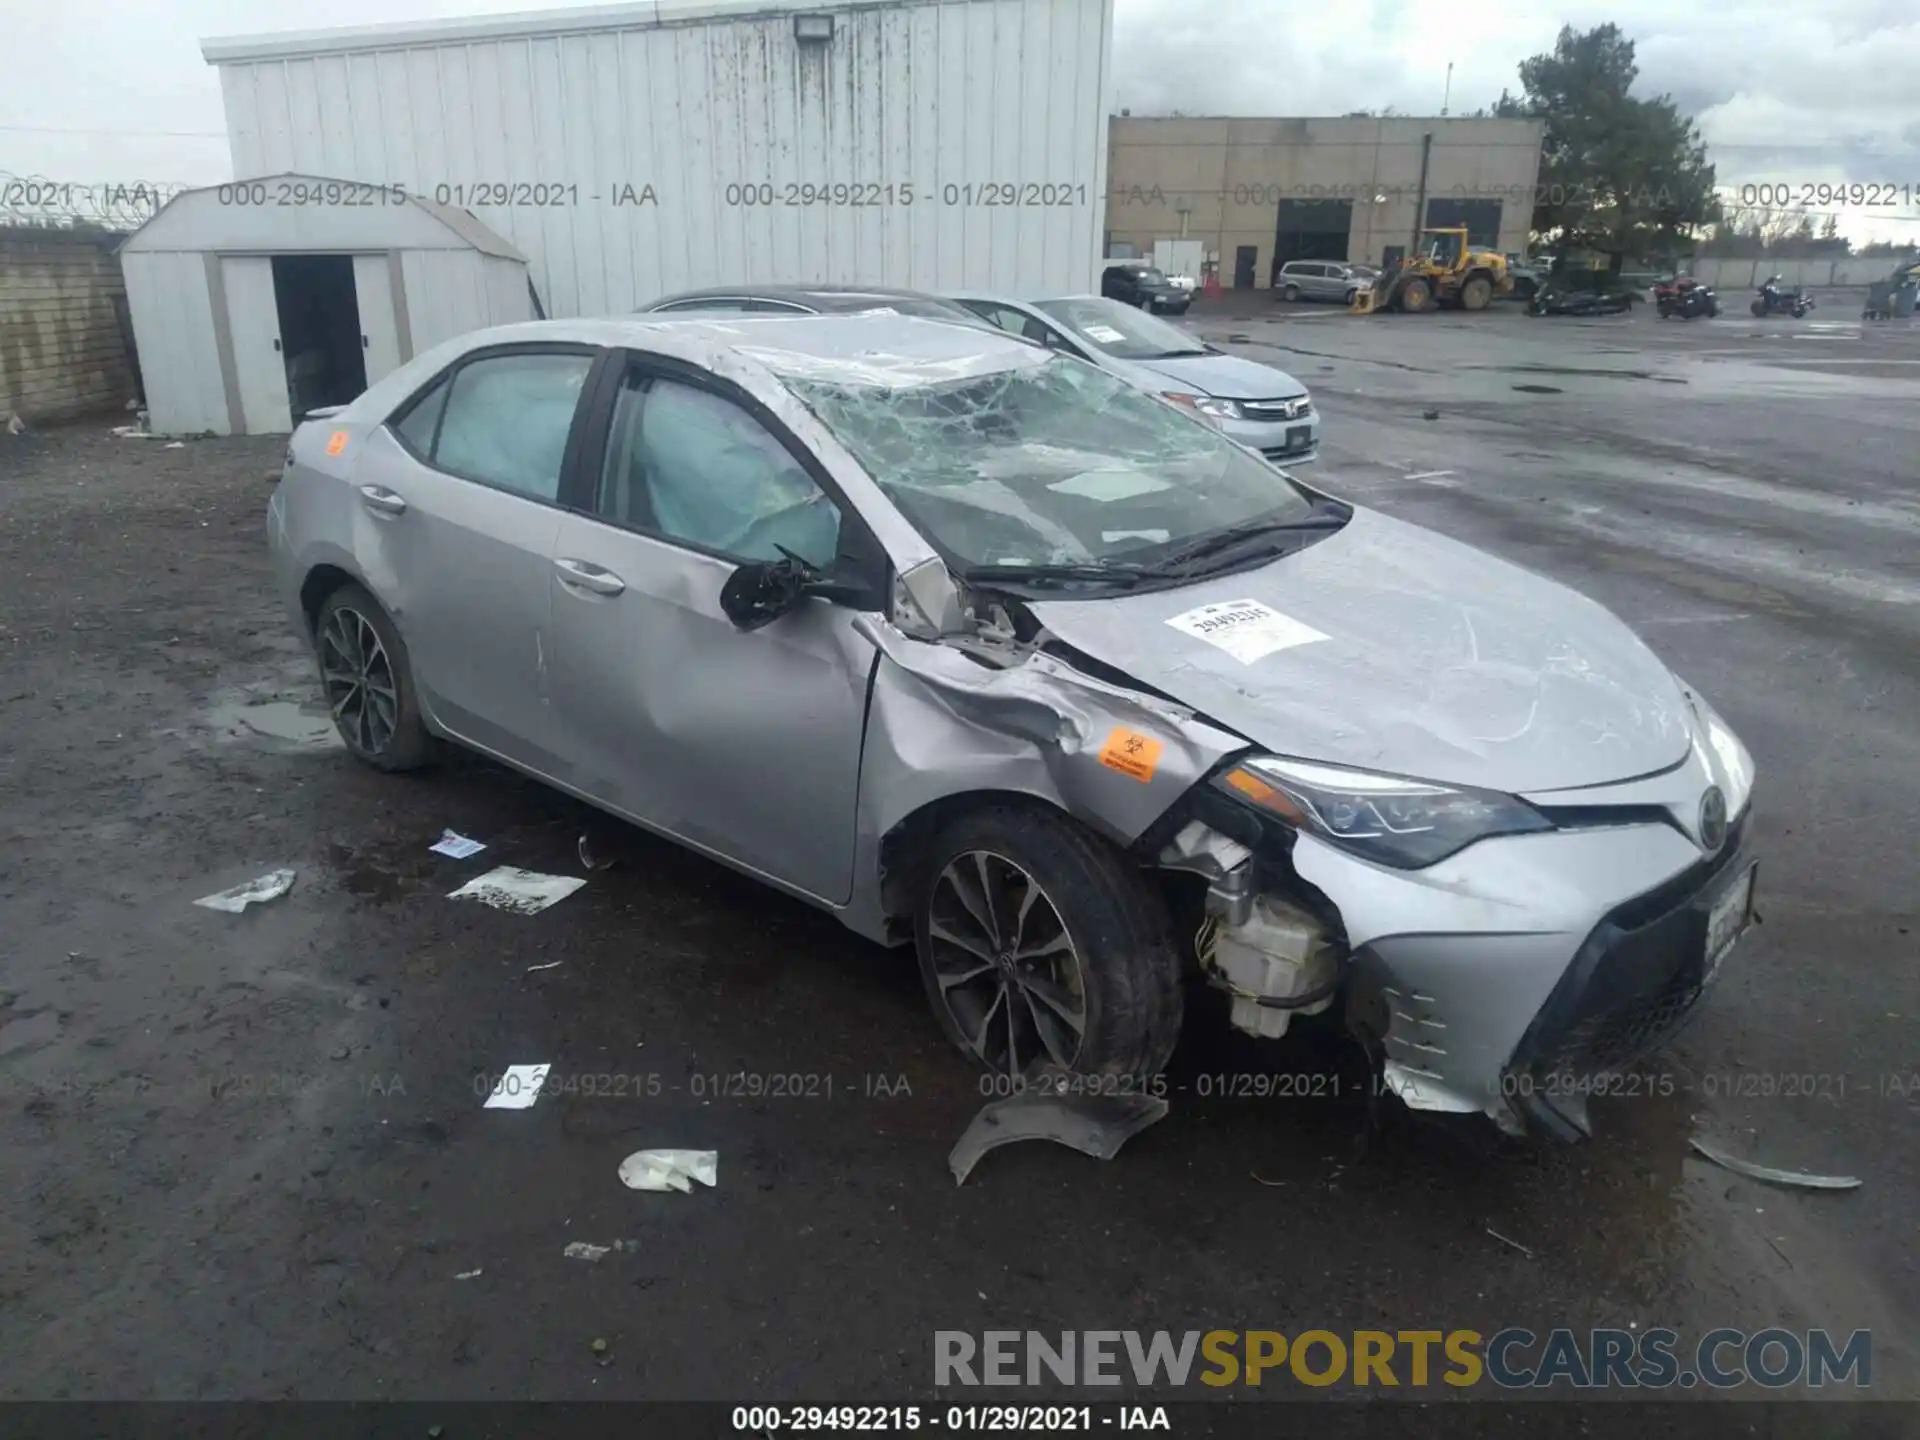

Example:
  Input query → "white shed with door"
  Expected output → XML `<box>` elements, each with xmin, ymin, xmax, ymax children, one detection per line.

<box><xmin>118</xmin><ymin>175</ymin><xmax>533</xmax><ymax>436</ymax></box>
<box><xmin>201</xmin><ymin>0</ymin><xmax>1116</xmax><ymax>317</ymax></box>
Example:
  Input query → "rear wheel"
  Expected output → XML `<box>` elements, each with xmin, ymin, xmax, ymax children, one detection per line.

<box><xmin>1399</xmin><ymin>276</ymin><xmax>1434</xmax><ymax>313</ymax></box>
<box><xmin>314</xmin><ymin>582</ymin><xmax>433</xmax><ymax>771</ymax></box>
<box><xmin>1459</xmin><ymin>274</ymin><xmax>1494</xmax><ymax>311</ymax></box>
<box><xmin>913</xmin><ymin>804</ymin><xmax>1182</xmax><ymax>1082</ymax></box>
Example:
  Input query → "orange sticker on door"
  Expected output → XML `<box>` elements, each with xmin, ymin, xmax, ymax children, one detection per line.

<box><xmin>1099</xmin><ymin>726</ymin><xmax>1164</xmax><ymax>783</ymax></box>
<box><xmin>325</xmin><ymin>431</ymin><xmax>349</xmax><ymax>457</ymax></box>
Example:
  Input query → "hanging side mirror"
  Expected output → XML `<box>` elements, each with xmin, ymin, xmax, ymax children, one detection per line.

<box><xmin>718</xmin><ymin>550</ymin><xmax>875</xmax><ymax>632</ymax></box>
<box><xmin>719</xmin><ymin>556</ymin><xmax>811</xmax><ymax>632</ymax></box>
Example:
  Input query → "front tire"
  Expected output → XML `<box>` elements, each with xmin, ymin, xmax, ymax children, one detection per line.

<box><xmin>314</xmin><ymin>582</ymin><xmax>433</xmax><ymax>771</ymax></box>
<box><xmin>913</xmin><ymin>804</ymin><xmax>1182</xmax><ymax>1082</ymax></box>
<box><xmin>1282</xmin><ymin>284</ymin><xmax>1301</xmax><ymax>302</ymax></box>
<box><xmin>1399</xmin><ymin>277</ymin><xmax>1434</xmax><ymax>313</ymax></box>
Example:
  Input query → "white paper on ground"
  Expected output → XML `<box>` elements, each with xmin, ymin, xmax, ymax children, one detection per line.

<box><xmin>430</xmin><ymin>829</ymin><xmax>487</xmax><ymax>859</ymax></box>
<box><xmin>448</xmin><ymin>866</ymin><xmax>584</xmax><ymax>914</ymax></box>
<box><xmin>482</xmin><ymin>1063</ymin><xmax>552</xmax><ymax>1110</ymax></box>
<box><xmin>618</xmin><ymin>1149</ymin><xmax>718</xmax><ymax>1193</ymax></box>
<box><xmin>1163</xmin><ymin>598</ymin><xmax>1330</xmax><ymax>665</ymax></box>
<box><xmin>193</xmin><ymin>868</ymin><xmax>296</xmax><ymax>912</ymax></box>
<box><xmin>563</xmin><ymin>1241</ymin><xmax>611</xmax><ymax>1261</ymax></box>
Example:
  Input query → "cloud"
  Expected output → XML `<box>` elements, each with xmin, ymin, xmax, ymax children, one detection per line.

<box><xmin>2</xmin><ymin>0</ymin><xmax>1914</xmax><ymax>245</ymax></box>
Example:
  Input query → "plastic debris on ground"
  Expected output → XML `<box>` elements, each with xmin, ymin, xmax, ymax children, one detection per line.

<box><xmin>454</xmin><ymin>1268</ymin><xmax>483</xmax><ymax>1280</ymax></box>
<box><xmin>948</xmin><ymin>1088</ymin><xmax>1170</xmax><ymax>1185</ymax></box>
<box><xmin>619</xmin><ymin>1149</ymin><xmax>718</xmax><ymax>1192</ymax></box>
<box><xmin>429</xmin><ymin>829</ymin><xmax>486</xmax><ymax>859</ymax></box>
<box><xmin>448</xmin><ymin>866</ymin><xmax>584</xmax><ymax>914</ymax></box>
<box><xmin>563</xmin><ymin>1241</ymin><xmax>611</xmax><ymax>1262</ymax></box>
<box><xmin>111</xmin><ymin>424</ymin><xmax>154</xmax><ymax>440</ymax></box>
<box><xmin>577</xmin><ymin>832</ymin><xmax>615</xmax><ymax>871</ymax></box>
<box><xmin>6</xmin><ymin>413</ymin><xmax>24</xmax><ymax>436</ymax></box>
<box><xmin>1689</xmin><ymin>1135</ymin><xmax>1862</xmax><ymax>1191</ymax></box>
<box><xmin>482</xmin><ymin>1063</ymin><xmax>552</xmax><ymax>1110</ymax></box>
<box><xmin>193</xmin><ymin>868</ymin><xmax>297</xmax><ymax>912</ymax></box>
<box><xmin>526</xmin><ymin>960</ymin><xmax>563</xmax><ymax>972</ymax></box>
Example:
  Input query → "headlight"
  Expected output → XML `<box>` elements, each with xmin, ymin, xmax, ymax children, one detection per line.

<box><xmin>1214</xmin><ymin>755</ymin><xmax>1552</xmax><ymax>868</ymax></box>
<box><xmin>1162</xmin><ymin>391</ymin><xmax>1240</xmax><ymax>422</ymax></box>
<box><xmin>1695</xmin><ymin>698</ymin><xmax>1755</xmax><ymax>819</ymax></box>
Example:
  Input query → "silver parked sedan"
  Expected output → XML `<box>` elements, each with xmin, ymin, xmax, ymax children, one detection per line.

<box><xmin>269</xmin><ymin>313</ymin><xmax>1757</xmax><ymax>1140</ymax></box>
<box><xmin>949</xmin><ymin>294</ymin><xmax>1321</xmax><ymax>465</ymax></box>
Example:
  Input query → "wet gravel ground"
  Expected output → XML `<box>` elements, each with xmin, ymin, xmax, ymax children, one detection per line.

<box><xmin>0</xmin><ymin>306</ymin><xmax>1916</xmax><ymax>1422</ymax></box>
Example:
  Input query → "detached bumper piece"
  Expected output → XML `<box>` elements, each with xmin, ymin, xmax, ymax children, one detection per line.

<box><xmin>1508</xmin><ymin>816</ymin><xmax>1754</xmax><ymax>1140</ymax></box>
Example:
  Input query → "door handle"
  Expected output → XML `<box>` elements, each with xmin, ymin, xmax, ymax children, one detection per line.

<box><xmin>554</xmin><ymin>557</ymin><xmax>626</xmax><ymax>597</ymax></box>
<box><xmin>358</xmin><ymin>484</ymin><xmax>408</xmax><ymax>516</ymax></box>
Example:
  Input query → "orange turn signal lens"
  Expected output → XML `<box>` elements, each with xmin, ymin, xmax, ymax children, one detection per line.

<box><xmin>1221</xmin><ymin>766</ymin><xmax>1309</xmax><ymax>824</ymax></box>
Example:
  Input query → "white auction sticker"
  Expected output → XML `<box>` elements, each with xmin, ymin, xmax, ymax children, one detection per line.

<box><xmin>1163</xmin><ymin>598</ymin><xmax>1328</xmax><ymax>664</ymax></box>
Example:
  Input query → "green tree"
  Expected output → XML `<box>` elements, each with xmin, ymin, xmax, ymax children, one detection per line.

<box><xmin>1495</xmin><ymin>23</ymin><xmax>1721</xmax><ymax>268</ymax></box>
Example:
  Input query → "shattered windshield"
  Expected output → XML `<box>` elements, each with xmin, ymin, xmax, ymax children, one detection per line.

<box><xmin>1034</xmin><ymin>298</ymin><xmax>1209</xmax><ymax>360</ymax></box>
<box><xmin>784</xmin><ymin>355</ymin><xmax>1317</xmax><ymax>573</ymax></box>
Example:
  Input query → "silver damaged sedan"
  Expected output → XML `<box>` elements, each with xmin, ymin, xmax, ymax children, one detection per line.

<box><xmin>268</xmin><ymin>313</ymin><xmax>1758</xmax><ymax>1140</ymax></box>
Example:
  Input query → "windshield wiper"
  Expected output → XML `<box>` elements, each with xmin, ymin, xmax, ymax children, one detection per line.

<box><xmin>1147</xmin><ymin>512</ymin><xmax>1346</xmax><ymax>573</ymax></box>
<box><xmin>960</xmin><ymin>561</ymin><xmax>1146</xmax><ymax>589</ymax></box>
<box><xmin>1145</xmin><ymin>348</ymin><xmax>1210</xmax><ymax>359</ymax></box>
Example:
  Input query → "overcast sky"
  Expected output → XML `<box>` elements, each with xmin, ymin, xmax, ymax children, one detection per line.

<box><xmin>3</xmin><ymin>0</ymin><xmax>1915</xmax><ymax>243</ymax></box>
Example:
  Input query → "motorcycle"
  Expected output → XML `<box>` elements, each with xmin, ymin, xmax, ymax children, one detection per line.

<box><xmin>1750</xmin><ymin>277</ymin><xmax>1813</xmax><ymax>318</ymax></box>
<box><xmin>1655</xmin><ymin>276</ymin><xmax>1718</xmax><ymax>319</ymax></box>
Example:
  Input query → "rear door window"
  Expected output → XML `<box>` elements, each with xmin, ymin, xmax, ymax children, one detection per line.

<box><xmin>429</xmin><ymin>352</ymin><xmax>595</xmax><ymax>502</ymax></box>
<box><xmin>391</xmin><ymin>374</ymin><xmax>451</xmax><ymax>456</ymax></box>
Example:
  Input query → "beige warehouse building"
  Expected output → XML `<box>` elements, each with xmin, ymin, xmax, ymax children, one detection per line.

<box><xmin>1106</xmin><ymin>115</ymin><xmax>1548</xmax><ymax>289</ymax></box>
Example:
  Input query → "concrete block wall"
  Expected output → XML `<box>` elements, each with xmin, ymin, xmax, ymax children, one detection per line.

<box><xmin>0</xmin><ymin>226</ymin><xmax>138</xmax><ymax>425</ymax></box>
<box><xmin>1688</xmin><ymin>257</ymin><xmax>1917</xmax><ymax>291</ymax></box>
<box><xmin>1106</xmin><ymin>115</ymin><xmax>1547</xmax><ymax>287</ymax></box>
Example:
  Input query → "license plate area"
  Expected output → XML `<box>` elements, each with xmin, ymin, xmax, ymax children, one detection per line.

<box><xmin>1284</xmin><ymin>425</ymin><xmax>1310</xmax><ymax>452</ymax></box>
<box><xmin>1703</xmin><ymin>863</ymin><xmax>1757</xmax><ymax>984</ymax></box>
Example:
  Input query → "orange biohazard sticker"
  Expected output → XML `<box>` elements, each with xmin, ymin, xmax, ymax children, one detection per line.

<box><xmin>325</xmin><ymin>431</ymin><xmax>349</xmax><ymax>457</ymax></box>
<box><xmin>1099</xmin><ymin>726</ymin><xmax>1164</xmax><ymax>783</ymax></box>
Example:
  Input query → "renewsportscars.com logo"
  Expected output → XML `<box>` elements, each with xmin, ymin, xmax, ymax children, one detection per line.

<box><xmin>934</xmin><ymin>1328</ymin><xmax>1871</xmax><ymax>1390</ymax></box>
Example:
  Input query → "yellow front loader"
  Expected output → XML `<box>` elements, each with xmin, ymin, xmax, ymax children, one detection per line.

<box><xmin>1351</xmin><ymin>229</ymin><xmax>1513</xmax><ymax>314</ymax></box>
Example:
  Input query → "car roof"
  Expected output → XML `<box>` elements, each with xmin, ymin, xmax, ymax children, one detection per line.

<box><xmin>948</xmin><ymin>291</ymin><xmax>1102</xmax><ymax>308</ymax></box>
<box><xmin>341</xmin><ymin>313</ymin><xmax>1047</xmax><ymax>423</ymax></box>
<box><xmin>645</xmin><ymin>283</ymin><xmax>967</xmax><ymax>312</ymax></box>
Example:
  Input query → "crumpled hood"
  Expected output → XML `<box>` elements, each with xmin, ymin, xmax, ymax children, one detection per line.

<box><xmin>1028</xmin><ymin>506</ymin><xmax>1695</xmax><ymax>794</ymax></box>
<box><xmin>1134</xmin><ymin>353</ymin><xmax>1307</xmax><ymax>401</ymax></box>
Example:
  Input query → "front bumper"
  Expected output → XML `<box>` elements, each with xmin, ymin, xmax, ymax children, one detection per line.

<box><xmin>1287</xmin><ymin>773</ymin><xmax>1754</xmax><ymax>1138</ymax></box>
<box><xmin>1218</xmin><ymin>409</ymin><xmax>1321</xmax><ymax>465</ymax></box>
<box><xmin>1146</xmin><ymin>293</ymin><xmax>1190</xmax><ymax>313</ymax></box>
<box><xmin>1507</xmin><ymin>816</ymin><xmax>1753</xmax><ymax>1138</ymax></box>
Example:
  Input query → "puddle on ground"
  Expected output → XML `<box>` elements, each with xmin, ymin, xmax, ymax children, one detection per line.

<box><xmin>325</xmin><ymin>840</ymin><xmax>441</xmax><ymax>905</ymax></box>
<box><xmin>203</xmin><ymin>696</ymin><xmax>343</xmax><ymax>750</ymax></box>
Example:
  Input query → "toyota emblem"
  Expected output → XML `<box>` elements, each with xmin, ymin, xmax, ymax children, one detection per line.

<box><xmin>1699</xmin><ymin>786</ymin><xmax>1728</xmax><ymax>853</ymax></box>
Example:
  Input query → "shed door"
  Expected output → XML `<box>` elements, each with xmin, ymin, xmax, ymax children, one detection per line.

<box><xmin>221</xmin><ymin>257</ymin><xmax>291</xmax><ymax>434</ymax></box>
<box><xmin>352</xmin><ymin>254</ymin><xmax>404</xmax><ymax>387</ymax></box>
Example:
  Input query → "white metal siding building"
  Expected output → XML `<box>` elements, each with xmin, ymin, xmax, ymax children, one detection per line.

<box><xmin>119</xmin><ymin>176</ymin><xmax>531</xmax><ymax>436</ymax></box>
<box><xmin>201</xmin><ymin>0</ymin><xmax>1115</xmax><ymax>317</ymax></box>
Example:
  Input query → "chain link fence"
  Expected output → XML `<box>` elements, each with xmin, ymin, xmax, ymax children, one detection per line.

<box><xmin>1</xmin><ymin>172</ymin><xmax>186</xmax><ymax>232</ymax></box>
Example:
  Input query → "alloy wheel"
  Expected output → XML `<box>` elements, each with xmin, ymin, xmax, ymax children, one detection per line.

<box><xmin>927</xmin><ymin>850</ymin><xmax>1087</xmax><ymax>1079</ymax></box>
<box><xmin>319</xmin><ymin>606</ymin><xmax>399</xmax><ymax>755</ymax></box>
